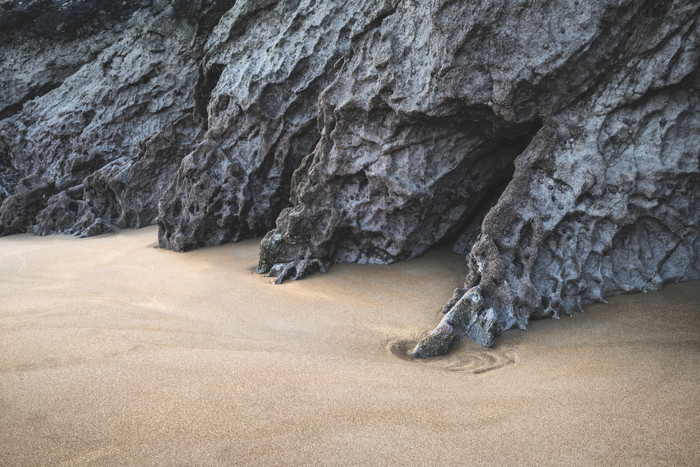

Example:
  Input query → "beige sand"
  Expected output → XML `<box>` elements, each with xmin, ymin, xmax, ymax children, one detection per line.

<box><xmin>0</xmin><ymin>226</ymin><xmax>698</xmax><ymax>465</ymax></box>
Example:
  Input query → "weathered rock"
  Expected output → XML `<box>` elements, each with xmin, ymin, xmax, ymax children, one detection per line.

<box><xmin>429</xmin><ymin>70</ymin><xmax>700</xmax><ymax>351</ymax></box>
<box><xmin>413</xmin><ymin>286</ymin><xmax>502</xmax><ymax>358</ymax></box>
<box><xmin>34</xmin><ymin>114</ymin><xmax>203</xmax><ymax>235</ymax></box>
<box><xmin>33</xmin><ymin>188</ymin><xmax>102</xmax><ymax>237</ymax></box>
<box><xmin>0</xmin><ymin>140</ymin><xmax>20</xmax><ymax>205</ymax></box>
<box><xmin>0</xmin><ymin>174</ymin><xmax>55</xmax><ymax>235</ymax></box>
<box><xmin>0</xmin><ymin>0</ymin><xmax>143</xmax><ymax>119</ymax></box>
<box><xmin>258</xmin><ymin>0</ymin><xmax>700</xmax><ymax>352</ymax></box>
<box><xmin>157</xmin><ymin>0</ymin><xmax>396</xmax><ymax>251</ymax></box>
<box><xmin>0</xmin><ymin>0</ymin><xmax>232</xmax><ymax>236</ymax></box>
<box><xmin>1</xmin><ymin>0</ymin><xmax>698</xmax><ymax>355</ymax></box>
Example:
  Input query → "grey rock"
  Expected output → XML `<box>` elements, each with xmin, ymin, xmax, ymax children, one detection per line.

<box><xmin>0</xmin><ymin>0</ymin><xmax>142</xmax><ymax>119</ymax></box>
<box><xmin>263</xmin><ymin>257</ymin><xmax>329</xmax><ymax>285</ymax></box>
<box><xmin>454</xmin><ymin>71</ymin><xmax>700</xmax><ymax>348</ymax></box>
<box><xmin>0</xmin><ymin>174</ymin><xmax>55</xmax><ymax>235</ymax></box>
<box><xmin>413</xmin><ymin>287</ymin><xmax>490</xmax><ymax>358</ymax></box>
<box><xmin>0</xmin><ymin>0</ymin><xmax>231</xmax><ymax>236</ymax></box>
<box><xmin>35</xmin><ymin>114</ymin><xmax>203</xmax><ymax>235</ymax></box>
<box><xmin>157</xmin><ymin>0</ymin><xmax>393</xmax><ymax>251</ymax></box>
<box><xmin>0</xmin><ymin>140</ymin><xmax>21</xmax><ymax>204</ymax></box>
<box><xmin>258</xmin><ymin>0</ymin><xmax>700</xmax><ymax>353</ymax></box>
<box><xmin>1</xmin><ymin>0</ymin><xmax>698</xmax><ymax>356</ymax></box>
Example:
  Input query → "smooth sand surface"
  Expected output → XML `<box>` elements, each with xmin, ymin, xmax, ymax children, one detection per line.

<box><xmin>1</xmin><ymin>226</ymin><xmax>698</xmax><ymax>465</ymax></box>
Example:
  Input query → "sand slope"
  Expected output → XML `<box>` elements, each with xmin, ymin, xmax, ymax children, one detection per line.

<box><xmin>1</xmin><ymin>227</ymin><xmax>698</xmax><ymax>465</ymax></box>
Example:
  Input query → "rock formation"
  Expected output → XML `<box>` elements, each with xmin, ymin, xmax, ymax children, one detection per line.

<box><xmin>156</xmin><ymin>0</ymin><xmax>396</xmax><ymax>251</ymax></box>
<box><xmin>1</xmin><ymin>0</ymin><xmax>698</xmax><ymax>355</ymax></box>
<box><xmin>0</xmin><ymin>0</ymin><xmax>232</xmax><ymax>235</ymax></box>
<box><xmin>255</xmin><ymin>0</ymin><xmax>700</xmax><ymax>354</ymax></box>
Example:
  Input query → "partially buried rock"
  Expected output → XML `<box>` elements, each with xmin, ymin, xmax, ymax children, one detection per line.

<box><xmin>0</xmin><ymin>0</ymin><xmax>697</xmax><ymax>356</ymax></box>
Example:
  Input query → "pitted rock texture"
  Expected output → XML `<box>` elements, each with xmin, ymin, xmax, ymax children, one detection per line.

<box><xmin>35</xmin><ymin>114</ymin><xmax>203</xmax><ymax>236</ymax></box>
<box><xmin>0</xmin><ymin>174</ymin><xmax>54</xmax><ymax>235</ymax></box>
<box><xmin>258</xmin><ymin>0</ymin><xmax>700</xmax><ymax>351</ymax></box>
<box><xmin>0</xmin><ymin>140</ymin><xmax>20</xmax><ymax>205</ymax></box>
<box><xmin>0</xmin><ymin>0</ymin><xmax>233</xmax><ymax>236</ymax></box>
<box><xmin>441</xmin><ymin>71</ymin><xmax>700</xmax><ymax>349</ymax></box>
<box><xmin>0</xmin><ymin>0</ymin><xmax>143</xmax><ymax>119</ymax></box>
<box><xmin>1</xmin><ymin>0</ymin><xmax>698</xmax><ymax>354</ymax></box>
<box><xmin>156</xmin><ymin>0</ymin><xmax>396</xmax><ymax>251</ymax></box>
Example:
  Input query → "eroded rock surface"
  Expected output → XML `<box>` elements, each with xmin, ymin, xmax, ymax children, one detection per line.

<box><xmin>0</xmin><ymin>0</ymin><xmax>232</xmax><ymax>236</ymax></box>
<box><xmin>257</xmin><ymin>0</ymin><xmax>700</xmax><ymax>352</ymax></box>
<box><xmin>0</xmin><ymin>174</ymin><xmax>54</xmax><ymax>235</ymax></box>
<box><xmin>1</xmin><ymin>0</ymin><xmax>698</xmax><ymax>354</ymax></box>
<box><xmin>156</xmin><ymin>0</ymin><xmax>394</xmax><ymax>251</ymax></box>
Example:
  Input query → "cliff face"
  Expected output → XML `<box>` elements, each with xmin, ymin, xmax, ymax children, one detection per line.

<box><xmin>1</xmin><ymin>0</ymin><xmax>698</xmax><ymax>354</ymax></box>
<box><xmin>155</xmin><ymin>0</ymin><xmax>390</xmax><ymax>251</ymax></box>
<box><xmin>257</xmin><ymin>0</ymin><xmax>700</xmax><ymax>354</ymax></box>
<box><xmin>0</xmin><ymin>0</ymin><xmax>232</xmax><ymax>235</ymax></box>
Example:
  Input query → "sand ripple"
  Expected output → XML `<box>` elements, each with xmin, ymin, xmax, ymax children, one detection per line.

<box><xmin>388</xmin><ymin>337</ymin><xmax>516</xmax><ymax>373</ymax></box>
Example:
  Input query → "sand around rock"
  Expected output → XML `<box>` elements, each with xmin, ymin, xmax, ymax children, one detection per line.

<box><xmin>1</xmin><ymin>227</ymin><xmax>698</xmax><ymax>465</ymax></box>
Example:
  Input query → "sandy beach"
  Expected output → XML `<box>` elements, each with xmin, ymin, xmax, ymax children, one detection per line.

<box><xmin>0</xmin><ymin>226</ymin><xmax>698</xmax><ymax>465</ymax></box>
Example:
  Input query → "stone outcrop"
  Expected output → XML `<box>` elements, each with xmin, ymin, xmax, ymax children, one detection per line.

<box><xmin>0</xmin><ymin>139</ymin><xmax>20</xmax><ymax>206</ymax></box>
<box><xmin>156</xmin><ymin>0</ymin><xmax>396</xmax><ymax>251</ymax></box>
<box><xmin>256</xmin><ymin>0</ymin><xmax>700</xmax><ymax>353</ymax></box>
<box><xmin>0</xmin><ymin>174</ymin><xmax>54</xmax><ymax>235</ymax></box>
<box><xmin>1</xmin><ymin>0</ymin><xmax>698</xmax><ymax>354</ymax></box>
<box><xmin>0</xmin><ymin>0</ymin><xmax>233</xmax><ymax>236</ymax></box>
<box><xmin>34</xmin><ymin>114</ymin><xmax>203</xmax><ymax>236</ymax></box>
